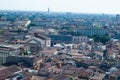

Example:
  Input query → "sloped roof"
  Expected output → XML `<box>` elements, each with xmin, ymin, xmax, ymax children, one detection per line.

<box><xmin>25</xmin><ymin>37</ymin><xmax>42</xmax><ymax>44</ymax></box>
<box><xmin>0</xmin><ymin>65</ymin><xmax>21</xmax><ymax>80</ymax></box>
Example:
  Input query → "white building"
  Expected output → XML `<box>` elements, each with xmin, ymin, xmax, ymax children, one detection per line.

<box><xmin>0</xmin><ymin>44</ymin><xmax>23</xmax><ymax>65</ymax></box>
<box><xmin>72</xmin><ymin>36</ymin><xmax>88</xmax><ymax>43</ymax></box>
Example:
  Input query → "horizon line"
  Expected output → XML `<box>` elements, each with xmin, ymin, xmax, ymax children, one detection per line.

<box><xmin>0</xmin><ymin>9</ymin><xmax>118</xmax><ymax>15</ymax></box>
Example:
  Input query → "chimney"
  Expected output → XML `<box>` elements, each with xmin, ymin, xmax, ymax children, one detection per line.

<box><xmin>56</xmin><ymin>62</ymin><xmax>62</xmax><ymax>68</ymax></box>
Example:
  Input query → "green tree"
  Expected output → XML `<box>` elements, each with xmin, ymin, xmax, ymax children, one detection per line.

<box><xmin>91</xmin><ymin>34</ymin><xmax>110</xmax><ymax>44</ymax></box>
<box><xmin>0</xmin><ymin>29</ymin><xmax>4</xmax><ymax>34</ymax></box>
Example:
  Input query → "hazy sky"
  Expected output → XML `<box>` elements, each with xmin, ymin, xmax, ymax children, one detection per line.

<box><xmin>0</xmin><ymin>0</ymin><xmax>120</xmax><ymax>14</ymax></box>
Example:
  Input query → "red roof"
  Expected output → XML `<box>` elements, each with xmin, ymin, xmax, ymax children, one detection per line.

<box><xmin>0</xmin><ymin>66</ymin><xmax>20</xmax><ymax>80</ymax></box>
